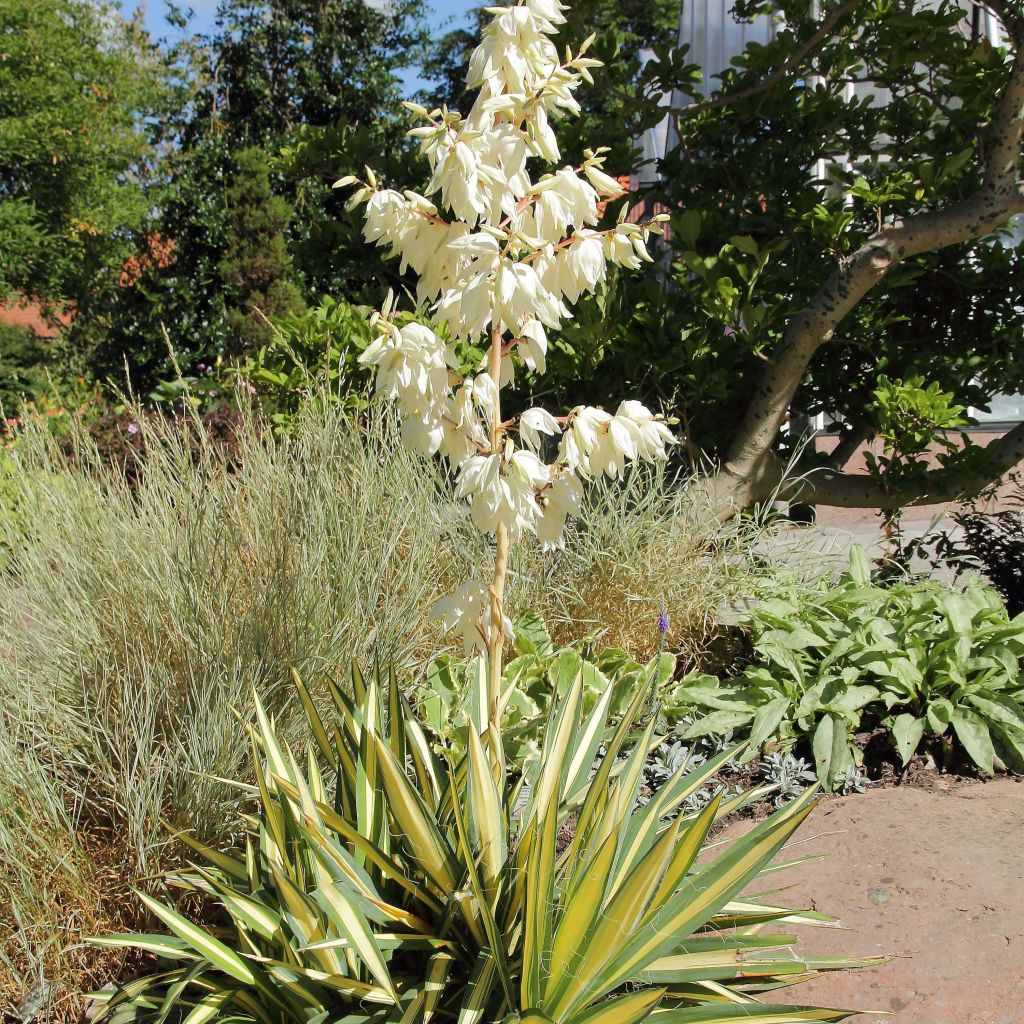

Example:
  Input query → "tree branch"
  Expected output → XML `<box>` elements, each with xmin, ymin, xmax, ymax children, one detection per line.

<box><xmin>671</xmin><ymin>0</ymin><xmax>865</xmax><ymax>121</ymax></box>
<box><xmin>767</xmin><ymin>422</ymin><xmax>1024</xmax><ymax>507</ymax></box>
<box><xmin>712</xmin><ymin>29</ymin><xmax>1024</xmax><ymax>509</ymax></box>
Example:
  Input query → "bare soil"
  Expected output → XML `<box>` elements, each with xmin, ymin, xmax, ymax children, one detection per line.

<box><xmin>718</xmin><ymin>777</ymin><xmax>1024</xmax><ymax>1023</ymax></box>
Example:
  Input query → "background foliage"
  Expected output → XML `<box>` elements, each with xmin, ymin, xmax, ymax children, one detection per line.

<box><xmin>6</xmin><ymin>0</ymin><xmax>1021</xmax><ymax>485</ymax></box>
<box><xmin>532</xmin><ymin>0</ymin><xmax>1024</xmax><ymax>470</ymax></box>
<box><xmin>0</xmin><ymin>0</ymin><xmax>165</xmax><ymax>311</ymax></box>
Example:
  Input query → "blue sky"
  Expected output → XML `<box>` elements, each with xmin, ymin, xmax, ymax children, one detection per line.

<box><xmin>126</xmin><ymin>0</ymin><xmax>477</xmax><ymax>91</ymax></box>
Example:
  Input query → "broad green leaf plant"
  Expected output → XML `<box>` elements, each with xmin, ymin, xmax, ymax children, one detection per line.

<box><xmin>91</xmin><ymin>667</ymin><xmax>880</xmax><ymax>1024</ymax></box>
<box><xmin>334</xmin><ymin>0</ymin><xmax>674</xmax><ymax>730</ymax></box>
<box><xmin>421</xmin><ymin>611</ymin><xmax>676</xmax><ymax>768</ymax></box>
<box><xmin>672</xmin><ymin>547</ymin><xmax>1024</xmax><ymax>788</ymax></box>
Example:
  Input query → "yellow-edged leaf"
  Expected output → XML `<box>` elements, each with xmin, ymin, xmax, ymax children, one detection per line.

<box><xmin>313</xmin><ymin>877</ymin><xmax>398</xmax><ymax>1000</ymax></box>
<box><xmin>521</xmin><ymin>784</ymin><xmax>557</xmax><ymax>1009</ymax></box>
<box><xmin>88</xmin><ymin>934</ymin><xmax>201</xmax><ymax>962</ymax></box>
<box><xmin>573</xmin><ymin>987</ymin><xmax>664</xmax><ymax>1024</ymax></box>
<box><xmin>647</xmin><ymin>1004</ymin><xmax>861</xmax><ymax>1022</ymax></box>
<box><xmin>374</xmin><ymin>735</ymin><xmax>458</xmax><ymax>891</ymax></box>
<box><xmin>531</xmin><ymin>670</ymin><xmax>583</xmax><ymax>822</ymax></box>
<box><xmin>180</xmin><ymin>990</ymin><xmax>233</xmax><ymax>1024</ymax></box>
<box><xmin>164</xmin><ymin>825</ymin><xmax>247</xmax><ymax>883</ymax></box>
<box><xmin>271</xmin><ymin>775</ymin><xmax>444</xmax><ymax>918</ymax></box>
<box><xmin>647</xmin><ymin>793</ymin><xmax>722</xmax><ymax>915</ymax></box>
<box><xmin>546</xmin><ymin>814</ymin><xmax>682</xmax><ymax>1015</ymax></box>
<box><xmin>134</xmin><ymin>891</ymin><xmax>256</xmax><ymax>985</ymax></box>
<box><xmin>292</xmin><ymin>668</ymin><xmax>336</xmax><ymax>765</ymax></box>
<box><xmin>398</xmin><ymin>952</ymin><xmax>454</xmax><ymax>1024</ymax></box>
<box><xmin>252</xmin><ymin>692</ymin><xmax>290</xmax><ymax>781</ymax></box>
<box><xmin>455</xmin><ymin>951</ymin><xmax>497</xmax><ymax>1024</ymax></box>
<box><xmin>565</xmin><ymin>794</ymin><xmax>817</xmax><ymax>1015</ymax></box>
<box><xmin>466</xmin><ymin>725</ymin><xmax>507</xmax><ymax>891</ymax></box>
<box><xmin>545</xmin><ymin>825</ymin><xmax>620</xmax><ymax>1003</ymax></box>
<box><xmin>449</xmin><ymin>777</ymin><xmax>515</xmax><ymax>1011</ymax></box>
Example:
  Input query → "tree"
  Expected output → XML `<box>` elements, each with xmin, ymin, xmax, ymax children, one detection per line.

<box><xmin>179</xmin><ymin>0</ymin><xmax>429</xmax><ymax>302</ymax></box>
<box><xmin>86</xmin><ymin>0</ymin><xmax>427</xmax><ymax>388</ymax></box>
<box><xmin>219</xmin><ymin>147</ymin><xmax>306</xmax><ymax>355</ymax></box>
<box><xmin>524</xmin><ymin>0</ymin><xmax>1024</xmax><ymax>513</ymax></box>
<box><xmin>0</xmin><ymin>0</ymin><xmax>165</xmax><ymax>310</ymax></box>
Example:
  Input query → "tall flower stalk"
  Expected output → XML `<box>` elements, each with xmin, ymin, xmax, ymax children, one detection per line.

<box><xmin>337</xmin><ymin>0</ymin><xmax>674</xmax><ymax>731</ymax></box>
<box><xmin>486</xmin><ymin>325</ymin><xmax>511</xmax><ymax>725</ymax></box>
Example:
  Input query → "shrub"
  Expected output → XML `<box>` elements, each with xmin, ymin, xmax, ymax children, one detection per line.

<box><xmin>0</xmin><ymin>397</ymin><xmax>761</xmax><ymax>1014</ymax></box>
<box><xmin>0</xmin><ymin>321</ymin><xmax>52</xmax><ymax>414</ymax></box>
<box><xmin>240</xmin><ymin>297</ymin><xmax>374</xmax><ymax>431</ymax></box>
<box><xmin>873</xmin><ymin>479</ymin><xmax>1024</xmax><ymax>614</ymax></box>
<box><xmin>218</xmin><ymin>146</ymin><xmax>306</xmax><ymax>356</ymax></box>
<box><xmin>944</xmin><ymin>486</ymin><xmax>1024</xmax><ymax>616</ymax></box>
<box><xmin>91</xmin><ymin>667</ymin><xmax>878</xmax><ymax>1024</ymax></box>
<box><xmin>670</xmin><ymin>547</ymin><xmax>1024</xmax><ymax>788</ymax></box>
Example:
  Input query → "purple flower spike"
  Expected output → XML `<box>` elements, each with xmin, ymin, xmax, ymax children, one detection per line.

<box><xmin>658</xmin><ymin>601</ymin><xmax>669</xmax><ymax>635</ymax></box>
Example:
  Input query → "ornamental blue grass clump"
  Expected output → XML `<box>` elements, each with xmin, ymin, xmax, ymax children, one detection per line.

<box><xmin>334</xmin><ymin>0</ymin><xmax>674</xmax><ymax>727</ymax></box>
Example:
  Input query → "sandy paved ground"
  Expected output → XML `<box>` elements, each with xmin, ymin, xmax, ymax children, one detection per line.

<box><xmin>756</xmin><ymin>516</ymin><xmax>963</xmax><ymax>583</ymax></box>
<box><xmin>717</xmin><ymin>778</ymin><xmax>1024</xmax><ymax>1024</ymax></box>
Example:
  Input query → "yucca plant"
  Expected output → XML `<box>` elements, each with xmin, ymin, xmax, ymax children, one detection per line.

<box><xmin>91</xmin><ymin>665</ymin><xmax>879</xmax><ymax>1024</ymax></box>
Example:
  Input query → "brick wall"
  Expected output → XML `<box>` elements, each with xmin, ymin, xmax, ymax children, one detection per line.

<box><xmin>0</xmin><ymin>300</ymin><xmax>69</xmax><ymax>338</ymax></box>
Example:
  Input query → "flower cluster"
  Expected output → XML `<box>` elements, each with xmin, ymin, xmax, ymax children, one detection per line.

<box><xmin>337</xmin><ymin>0</ymin><xmax>674</xmax><ymax>657</ymax></box>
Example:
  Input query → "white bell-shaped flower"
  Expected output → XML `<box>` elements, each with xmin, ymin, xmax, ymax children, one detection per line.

<box><xmin>615</xmin><ymin>400</ymin><xmax>676</xmax><ymax>462</ymax></box>
<box><xmin>559</xmin><ymin>405</ymin><xmax>610</xmax><ymax>475</ymax></box>
<box><xmin>519</xmin><ymin>407</ymin><xmax>562</xmax><ymax>452</ymax></box>
<box><xmin>439</xmin><ymin>382</ymin><xmax>488</xmax><ymax>468</ymax></box>
<box><xmin>535</xmin><ymin>472</ymin><xmax>584</xmax><ymax>549</ymax></box>
<box><xmin>358</xmin><ymin>321</ymin><xmax>455</xmax><ymax>425</ymax></box>
<box><xmin>430</xmin><ymin>580</ymin><xmax>490</xmax><ymax>657</ymax></box>
<box><xmin>518</xmin><ymin>319</ymin><xmax>548</xmax><ymax>374</ymax></box>
<box><xmin>400</xmin><ymin>413</ymin><xmax>444</xmax><ymax>456</ymax></box>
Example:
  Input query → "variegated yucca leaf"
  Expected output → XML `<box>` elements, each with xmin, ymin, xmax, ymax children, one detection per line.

<box><xmin>91</xmin><ymin>662</ymin><xmax>883</xmax><ymax>1024</ymax></box>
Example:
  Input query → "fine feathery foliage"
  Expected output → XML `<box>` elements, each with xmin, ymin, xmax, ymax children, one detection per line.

<box><xmin>942</xmin><ymin>487</ymin><xmax>1024</xmax><ymax>616</ymax></box>
<box><xmin>90</xmin><ymin>666</ymin><xmax>880</xmax><ymax>1024</ymax></box>
<box><xmin>671</xmin><ymin>547</ymin><xmax>1024</xmax><ymax>788</ymax></box>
